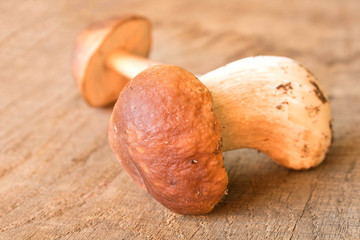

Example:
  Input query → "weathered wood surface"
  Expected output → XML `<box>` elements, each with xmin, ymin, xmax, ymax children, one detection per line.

<box><xmin>0</xmin><ymin>0</ymin><xmax>359</xmax><ymax>239</ymax></box>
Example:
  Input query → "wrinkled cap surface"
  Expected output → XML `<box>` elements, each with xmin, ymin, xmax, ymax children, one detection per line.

<box><xmin>72</xmin><ymin>16</ymin><xmax>151</xmax><ymax>107</ymax></box>
<box><xmin>109</xmin><ymin>65</ymin><xmax>228</xmax><ymax>214</ymax></box>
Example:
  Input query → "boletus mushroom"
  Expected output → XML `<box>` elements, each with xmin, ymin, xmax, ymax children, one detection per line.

<box><xmin>109</xmin><ymin>65</ymin><xmax>228</xmax><ymax>214</ymax></box>
<box><xmin>72</xmin><ymin>16</ymin><xmax>155</xmax><ymax>107</ymax></box>
<box><xmin>109</xmin><ymin>57</ymin><xmax>332</xmax><ymax>214</ymax></box>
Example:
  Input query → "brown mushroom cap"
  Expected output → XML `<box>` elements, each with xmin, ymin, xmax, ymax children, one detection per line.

<box><xmin>108</xmin><ymin>65</ymin><xmax>228</xmax><ymax>214</ymax></box>
<box><xmin>72</xmin><ymin>16</ymin><xmax>151</xmax><ymax>107</ymax></box>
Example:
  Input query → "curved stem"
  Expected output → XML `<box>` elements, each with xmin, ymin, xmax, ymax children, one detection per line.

<box><xmin>199</xmin><ymin>56</ymin><xmax>332</xmax><ymax>169</ymax></box>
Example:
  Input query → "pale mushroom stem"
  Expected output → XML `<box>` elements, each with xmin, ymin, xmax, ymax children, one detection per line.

<box><xmin>106</xmin><ymin>49</ymin><xmax>159</xmax><ymax>80</ymax></box>
<box><xmin>199</xmin><ymin>57</ymin><xmax>332</xmax><ymax>170</ymax></box>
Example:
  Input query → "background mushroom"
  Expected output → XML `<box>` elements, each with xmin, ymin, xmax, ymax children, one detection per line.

<box><xmin>72</xmin><ymin>16</ymin><xmax>156</xmax><ymax>107</ymax></box>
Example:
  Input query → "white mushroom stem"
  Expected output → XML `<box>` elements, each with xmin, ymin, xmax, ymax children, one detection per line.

<box><xmin>201</xmin><ymin>56</ymin><xmax>332</xmax><ymax>169</ymax></box>
<box><xmin>106</xmin><ymin>49</ymin><xmax>159</xmax><ymax>79</ymax></box>
<box><xmin>107</xmin><ymin>52</ymin><xmax>332</xmax><ymax>169</ymax></box>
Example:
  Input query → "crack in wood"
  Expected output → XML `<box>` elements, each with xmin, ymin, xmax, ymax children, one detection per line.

<box><xmin>189</xmin><ymin>226</ymin><xmax>200</xmax><ymax>239</ymax></box>
<box><xmin>289</xmin><ymin>184</ymin><xmax>317</xmax><ymax>240</ymax></box>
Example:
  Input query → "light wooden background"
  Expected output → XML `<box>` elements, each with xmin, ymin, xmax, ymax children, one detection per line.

<box><xmin>0</xmin><ymin>0</ymin><xmax>359</xmax><ymax>239</ymax></box>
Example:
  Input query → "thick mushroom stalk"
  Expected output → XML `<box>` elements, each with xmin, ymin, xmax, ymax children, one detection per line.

<box><xmin>200</xmin><ymin>56</ymin><xmax>332</xmax><ymax>169</ymax></box>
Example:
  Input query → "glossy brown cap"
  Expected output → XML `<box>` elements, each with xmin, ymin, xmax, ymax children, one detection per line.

<box><xmin>72</xmin><ymin>16</ymin><xmax>151</xmax><ymax>107</ymax></box>
<box><xmin>108</xmin><ymin>65</ymin><xmax>228</xmax><ymax>214</ymax></box>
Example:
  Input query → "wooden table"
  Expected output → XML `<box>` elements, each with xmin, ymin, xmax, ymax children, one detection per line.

<box><xmin>1</xmin><ymin>0</ymin><xmax>359</xmax><ymax>239</ymax></box>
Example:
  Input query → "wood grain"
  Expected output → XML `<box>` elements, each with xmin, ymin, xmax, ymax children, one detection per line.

<box><xmin>0</xmin><ymin>0</ymin><xmax>359</xmax><ymax>239</ymax></box>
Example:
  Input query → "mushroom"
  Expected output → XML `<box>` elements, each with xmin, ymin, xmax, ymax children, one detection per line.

<box><xmin>72</xmin><ymin>16</ymin><xmax>156</xmax><ymax>107</ymax></box>
<box><xmin>109</xmin><ymin>57</ymin><xmax>332</xmax><ymax>214</ymax></box>
<box><xmin>109</xmin><ymin>65</ymin><xmax>228</xmax><ymax>214</ymax></box>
